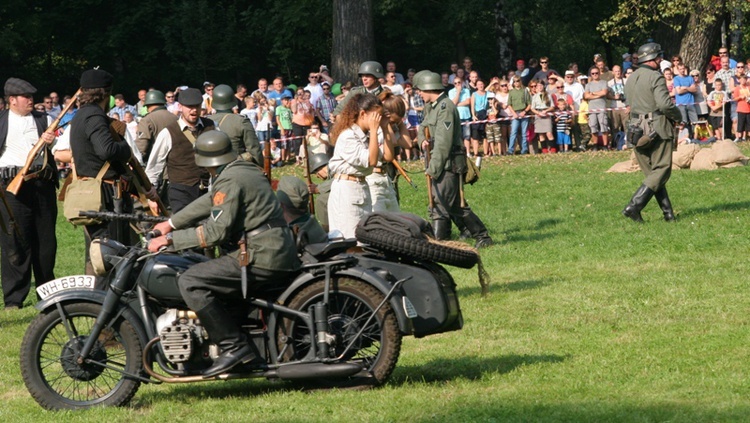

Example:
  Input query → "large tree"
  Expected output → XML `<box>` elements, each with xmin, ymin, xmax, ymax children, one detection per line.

<box><xmin>332</xmin><ymin>0</ymin><xmax>376</xmax><ymax>84</ymax></box>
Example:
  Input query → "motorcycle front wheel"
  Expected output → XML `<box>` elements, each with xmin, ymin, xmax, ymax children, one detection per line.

<box><xmin>20</xmin><ymin>302</ymin><xmax>143</xmax><ymax>410</ymax></box>
<box><xmin>280</xmin><ymin>277</ymin><xmax>402</xmax><ymax>387</ymax></box>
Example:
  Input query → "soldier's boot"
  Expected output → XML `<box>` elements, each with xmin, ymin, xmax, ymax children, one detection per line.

<box><xmin>197</xmin><ymin>301</ymin><xmax>255</xmax><ymax>378</ymax></box>
<box><xmin>654</xmin><ymin>187</ymin><xmax>676</xmax><ymax>222</ymax></box>
<box><xmin>622</xmin><ymin>184</ymin><xmax>655</xmax><ymax>223</ymax></box>
<box><xmin>462</xmin><ymin>208</ymin><xmax>494</xmax><ymax>248</ymax></box>
<box><xmin>455</xmin><ymin>219</ymin><xmax>471</xmax><ymax>240</ymax></box>
<box><xmin>433</xmin><ymin>219</ymin><xmax>452</xmax><ymax>241</ymax></box>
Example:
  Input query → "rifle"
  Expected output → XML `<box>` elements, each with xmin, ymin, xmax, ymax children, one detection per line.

<box><xmin>263</xmin><ymin>140</ymin><xmax>272</xmax><ymax>184</ymax></box>
<box><xmin>78</xmin><ymin>210</ymin><xmax>168</xmax><ymax>223</ymax></box>
<box><xmin>391</xmin><ymin>159</ymin><xmax>417</xmax><ymax>189</ymax></box>
<box><xmin>423</xmin><ymin>127</ymin><xmax>434</xmax><ymax>210</ymax></box>
<box><xmin>302</xmin><ymin>136</ymin><xmax>315</xmax><ymax>214</ymax></box>
<box><xmin>127</xmin><ymin>155</ymin><xmax>169</xmax><ymax>216</ymax></box>
<box><xmin>7</xmin><ymin>88</ymin><xmax>81</xmax><ymax>195</ymax></box>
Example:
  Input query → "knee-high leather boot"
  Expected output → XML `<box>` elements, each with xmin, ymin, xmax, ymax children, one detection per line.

<box><xmin>622</xmin><ymin>184</ymin><xmax>655</xmax><ymax>223</ymax></box>
<box><xmin>461</xmin><ymin>208</ymin><xmax>494</xmax><ymax>248</ymax></box>
<box><xmin>433</xmin><ymin>219</ymin><xmax>452</xmax><ymax>240</ymax></box>
<box><xmin>196</xmin><ymin>301</ymin><xmax>255</xmax><ymax>378</ymax></box>
<box><xmin>654</xmin><ymin>187</ymin><xmax>675</xmax><ymax>221</ymax></box>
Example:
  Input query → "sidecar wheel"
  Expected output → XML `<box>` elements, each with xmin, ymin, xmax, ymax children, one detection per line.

<box><xmin>20</xmin><ymin>302</ymin><xmax>143</xmax><ymax>410</ymax></box>
<box><xmin>355</xmin><ymin>227</ymin><xmax>479</xmax><ymax>269</ymax></box>
<box><xmin>280</xmin><ymin>278</ymin><xmax>402</xmax><ymax>387</ymax></box>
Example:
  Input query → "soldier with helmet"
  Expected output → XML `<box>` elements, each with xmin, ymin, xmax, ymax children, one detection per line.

<box><xmin>332</xmin><ymin>61</ymin><xmax>386</xmax><ymax>117</ymax></box>
<box><xmin>148</xmin><ymin>131</ymin><xmax>300</xmax><ymax>377</ymax></box>
<box><xmin>623</xmin><ymin>42</ymin><xmax>681</xmax><ymax>222</ymax></box>
<box><xmin>308</xmin><ymin>152</ymin><xmax>332</xmax><ymax>232</ymax></box>
<box><xmin>209</xmin><ymin>84</ymin><xmax>263</xmax><ymax>167</ymax></box>
<box><xmin>135</xmin><ymin>90</ymin><xmax>178</xmax><ymax>162</ymax></box>
<box><xmin>416</xmin><ymin>71</ymin><xmax>493</xmax><ymax>248</ymax></box>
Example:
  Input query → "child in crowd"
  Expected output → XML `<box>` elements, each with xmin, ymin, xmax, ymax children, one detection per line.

<box><xmin>255</xmin><ymin>96</ymin><xmax>273</xmax><ymax>150</ymax></box>
<box><xmin>485</xmin><ymin>89</ymin><xmax>500</xmax><ymax>157</ymax></box>
<box><xmin>577</xmin><ymin>98</ymin><xmax>591</xmax><ymax>151</ymax></box>
<box><xmin>275</xmin><ymin>95</ymin><xmax>293</xmax><ymax>162</ymax></box>
<box><xmin>270</xmin><ymin>139</ymin><xmax>284</xmax><ymax>167</ymax></box>
<box><xmin>554</xmin><ymin>98</ymin><xmax>572</xmax><ymax>152</ymax></box>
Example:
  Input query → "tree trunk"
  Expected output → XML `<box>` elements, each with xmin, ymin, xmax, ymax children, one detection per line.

<box><xmin>679</xmin><ymin>12</ymin><xmax>723</xmax><ymax>73</ymax></box>
<box><xmin>332</xmin><ymin>0</ymin><xmax>376</xmax><ymax>84</ymax></box>
<box><xmin>494</xmin><ymin>0</ymin><xmax>515</xmax><ymax>75</ymax></box>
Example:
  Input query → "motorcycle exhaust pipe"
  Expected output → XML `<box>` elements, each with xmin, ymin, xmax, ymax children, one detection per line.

<box><xmin>275</xmin><ymin>362</ymin><xmax>364</xmax><ymax>380</ymax></box>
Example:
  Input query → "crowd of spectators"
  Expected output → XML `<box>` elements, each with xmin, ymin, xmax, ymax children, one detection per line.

<box><xmin>16</xmin><ymin>48</ymin><xmax>750</xmax><ymax>170</ymax></box>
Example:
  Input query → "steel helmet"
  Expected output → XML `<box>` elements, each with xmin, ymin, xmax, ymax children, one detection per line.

<box><xmin>211</xmin><ymin>84</ymin><xmax>236</xmax><ymax>111</ymax></box>
<box><xmin>143</xmin><ymin>90</ymin><xmax>166</xmax><ymax>106</ymax></box>
<box><xmin>358</xmin><ymin>61</ymin><xmax>384</xmax><ymax>79</ymax></box>
<box><xmin>637</xmin><ymin>42</ymin><xmax>663</xmax><ymax>64</ymax></box>
<box><xmin>412</xmin><ymin>70</ymin><xmax>432</xmax><ymax>90</ymax></box>
<box><xmin>194</xmin><ymin>131</ymin><xmax>237</xmax><ymax>167</ymax></box>
<box><xmin>309</xmin><ymin>153</ymin><xmax>330</xmax><ymax>173</ymax></box>
<box><xmin>418</xmin><ymin>72</ymin><xmax>443</xmax><ymax>91</ymax></box>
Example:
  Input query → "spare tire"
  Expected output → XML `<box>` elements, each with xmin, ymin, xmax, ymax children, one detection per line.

<box><xmin>355</xmin><ymin>227</ymin><xmax>478</xmax><ymax>269</ymax></box>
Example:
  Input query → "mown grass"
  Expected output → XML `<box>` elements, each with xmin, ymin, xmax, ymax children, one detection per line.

<box><xmin>2</xmin><ymin>148</ymin><xmax>750</xmax><ymax>422</ymax></box>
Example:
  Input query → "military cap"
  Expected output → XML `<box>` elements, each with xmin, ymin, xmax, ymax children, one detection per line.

<box><xmin>4</xmin><ymin>78</ymin><xmax>37</xmax><ymax>96</ymax></box>
<box><xmin>178</xmin><ymin>88</ymin><xmax>203</xmax><ymax>106</ymax></box>
<box><xmin>277</xmin><ymin>176</ymin><xmax>310</xmax><ymax>212</ymax></box>
<box><xmin>80</xmin><ymin>69</ymin><xmax>114</xmax><ymax>89</ymax></box>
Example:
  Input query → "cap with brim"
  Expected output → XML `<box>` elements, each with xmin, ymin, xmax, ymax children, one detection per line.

<box><xmin>80</xmin><ymin>69</ymin><xmax>114</xmax><ymax>89</ymax></box>
<box><xmin>277</xmin><ymin>176</ymin><xmax>309</xmax><ymax>212</ymax></box>
<box><xmin>623</xmin><ymin>53</ymin><xmax>632</xmax><ymax>59</ymax></box>
<box><xmin>565</xmin><ymin>70</ymin><xmax>575</xmax><ymax>76</ymax></box>
<box><xmin>578</xmin><ymin>75</ymin><xmax>588</xmax><ymax>81</ymax></box>
<box><xmin>178</xmin><ymin>88</ymin><xmax>203</xmax><ymax>106</ymax></box>
<box><xmin>690</xmin><ymin>70</ymin><xmax>700</xmax><ymax>76</ymax></box>
<box><xmin>517</xmin><ymin>60</ymin><xmax>525</xmax><ymax>65</ymax></box>
<box><xmin>281</xmin><ymin>93</ymin><xmax>293</xmax><ymax>100</ymax></box>
<box><xmin>4</xmin><ymin>78</ymin><xmax>37</xmax><ymax>96</ymax></box>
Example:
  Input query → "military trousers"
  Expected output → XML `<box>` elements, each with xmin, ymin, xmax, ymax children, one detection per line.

<box><xmin>0</xmin><ymin>179</ymin><xmax>57</xmax><ymax>307</ymax></box>
<box><xmin>430</xmin><ymin>170</ymin><xmax>464</xmax><ymax>225</ymax></box>
<box><xmin>634</xmin><ymin>136</ymin><xmax>673</xmax><ymax>192</ymax></box>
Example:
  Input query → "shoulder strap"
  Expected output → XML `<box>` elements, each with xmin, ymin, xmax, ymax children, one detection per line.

<box><xmin>95</xmin><ymin>162</ymin><xmax>111</xmax><ymax>180</ymax></box>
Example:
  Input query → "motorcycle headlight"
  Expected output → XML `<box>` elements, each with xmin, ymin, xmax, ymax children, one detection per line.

<box><xmin>89</xmin><ymin>238</ymin><xmax>127</xmax><ymax>276</ymax></box>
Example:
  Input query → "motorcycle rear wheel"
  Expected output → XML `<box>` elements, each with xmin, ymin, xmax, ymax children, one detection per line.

<box><xmin>280</xmin><ymin>278</ymin><xmax>402</xmax><ymax>387</ymax></box>
<box><xmin>20</xmin><ymin>302</ymin><xmax>143</xmax><ymax>410</ymax></box>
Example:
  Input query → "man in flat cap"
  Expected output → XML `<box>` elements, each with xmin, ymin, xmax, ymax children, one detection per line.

<box><xmin>70</xmin><ymin>68</ymin><xmax>143</xmax><ymax>281</ymax></box>
<box><xmin>276</xmin><ymin>175</ymin><xmax>327</xmax><ymax>245</ymax></box>
<box><xmin>145</xmin><ymin>87</ymin><xmax>216</xmax><ymax>213</ymax></box>
<box><xmin>0</xmin><ymin>77</ymin><xmax>58</xmax><ymax>309</ymax></box>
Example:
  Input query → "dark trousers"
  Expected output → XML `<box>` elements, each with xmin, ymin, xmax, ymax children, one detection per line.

<box><xmin>169</xmin><ymin>182</ymin><xmax>206</xmax><ymax>214</ymax></box>
<box><xmin>634</xmin><ymin>137</ymin><xmax>673</xmax><ymax>192</ymax></box>
<box><xmin>0</xmin><ymin>179</ymin><xmax>57</xmax><ymax>307</ymax></box>
<box><xmin>178</xmin><ymin>254</ymin><xmax>296</xmax><ymax>311</ymax></box>
<box><xmin>430</xmin><ymin>170</ymin><xmax>464</xmax><ymax>224</ymax></box>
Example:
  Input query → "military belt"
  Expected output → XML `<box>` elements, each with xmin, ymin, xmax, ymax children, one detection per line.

<box><xmin>246</xmin><ymin>220</ymin><xmax>287</xmax><ymax>238</ymax></box>
<box><xmin>631</xmin><ymin>111</ymin><xmax>663</xmax><ymax>119</ymax></box>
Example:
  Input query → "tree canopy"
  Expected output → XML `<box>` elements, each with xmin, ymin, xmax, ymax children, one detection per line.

<box><xmin>0</xmin><ymin>0</ymin><xmax>747</xmax><ymax>101</ymax></box>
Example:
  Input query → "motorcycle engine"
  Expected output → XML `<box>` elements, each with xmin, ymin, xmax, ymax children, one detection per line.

<box><xmin>155</xmin><ymin>309</ymin><xmax>205</xmax><ymax>363</ymax></box>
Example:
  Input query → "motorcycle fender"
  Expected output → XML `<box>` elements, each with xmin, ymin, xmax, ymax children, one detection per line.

<box><xmin>277</xmin><ymin>266</ymin><xmax>413</xmax><ymax>335</ymax></box>
<box><xmin>34</xmin><ymin>289</ymin><xmax>151</xmax><ymax>353</ymax></box>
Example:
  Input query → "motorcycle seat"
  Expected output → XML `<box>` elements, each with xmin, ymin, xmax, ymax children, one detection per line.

<box><xmin>303</xmin><ymin>238</ymin><xmax>357</xmax><ymax>260</ymax></box>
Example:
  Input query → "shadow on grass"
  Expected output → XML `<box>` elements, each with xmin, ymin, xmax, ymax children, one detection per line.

<box><xmin>458</xmin><ymin>279</ymin><xmax>548</xmax><ymax>297</ymax></box>
<box><xmin>391</xmin><ymin>353</ymin><xmax>567</xmax><ymax>385</ymax></box>
<box><xmin>498</xmin><ymin>218</ymin><xmax>563</xmax><ymax>244</ymax></box>
<box><xmin>678</xmin><ymin>200</ymin><xmax>750</xmax><ymax>218</ymax></box>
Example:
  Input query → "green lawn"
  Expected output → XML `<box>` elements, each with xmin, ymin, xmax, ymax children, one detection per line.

<box><xmin>2</xmin><ymin>148</ymin><xmax>750</xmax><ymax>422</ymax></box>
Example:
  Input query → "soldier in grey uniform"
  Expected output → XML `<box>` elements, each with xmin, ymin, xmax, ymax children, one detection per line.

<box><xmin>277</xmin><ymin>175</ymin><xmax>328</xmax><ymax>245</ymax></box>
<box><xmin>417</xmin><ymin>71</ymin><xmax>493</xmax><ymax>248</ymax></box>
<box><xmin>308</xmin><ymin>153</ymin><xmax>332</xmax><ymax>232</ymax></box>
<box><xmin>209</xmin><ymin>84</ymin><xmax>263</xmax><ymax>167</ymax></box>
<box><xmin>623</xmin><ymin>42</ymin><xmax>682</xmax><ymax>222</ymax></box>
<box><xmin>149</xmin><ymin>131</ymin><xmax>300</xmax><ymax>377</ymax></box>
<box><xmin>135</xmin><ymin>90</ymin><xmax>178</xmax><ymax>162</ymax></box>
<box><xmin>332</xmin><ymin>61</ymin><xmax>385</xmax><ymax>117</ymax></box>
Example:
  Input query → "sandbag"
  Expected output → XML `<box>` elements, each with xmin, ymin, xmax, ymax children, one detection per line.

<box><xmin>672</xmin><ymin>143</ymin><xmax>701</xmax><ymax>168</ymax></box>
<box><xmin>712</xmin><ymin>139</ymin><xmax>748</xmax><ymax>164</ymax></box>
<box><xmin>718</xmin><ymin>161</ymin><xmax>745</xmax><ymax>169</ymax></box>
<box><xmin>606</xmin><ymin>160</ymin><xmax>640</xmax><ymax>173</ymax></box>
<box><xmin>690</xmin><ymin>148</ymin><xmax>718</xmax><ymax>171</ymax></box>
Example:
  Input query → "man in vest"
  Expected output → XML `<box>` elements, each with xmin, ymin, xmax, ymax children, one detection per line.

<box><xmin>135</xmin><ymin>90</ymin><xmax>178</xmax><ymax>162</ymax></box>
<box><xmin>0</xmin><ymin>78</ymin><xmax>58</xmax><ymax>309</ymax></box>
<box><xmin>145</xmin><ymin>88</ymin><xmax>216</xmax><ymax>213</ymax></box>
<box><xmin>209</xmin><ymin>84</ymin><xmax>263</xmax><ymax>166</ymax></box>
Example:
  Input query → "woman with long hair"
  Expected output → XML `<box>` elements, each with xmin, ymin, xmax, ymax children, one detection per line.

<box><xmin>531</xmin><ymin>80</ymin><xmax>556</xmax><ymax>152</ymax></box>
<box><xmin>328</xmin><ymin>93</ymin><xmax>394</xmax><ymax>238</ymax></box>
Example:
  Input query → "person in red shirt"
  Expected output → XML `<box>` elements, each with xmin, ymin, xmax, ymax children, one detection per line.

<box><xmin>732</xmin><ymin>74</ymin><xmax>750</xmax><ymax>142</ymax></box>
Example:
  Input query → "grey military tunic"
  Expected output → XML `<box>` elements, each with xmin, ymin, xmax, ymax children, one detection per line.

<box><xmin>209</xmin><ymin>112</ymin><xmax>263</xmax><ymax>167</ymax></box>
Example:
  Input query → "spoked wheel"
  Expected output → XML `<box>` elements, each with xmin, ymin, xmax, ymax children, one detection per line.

<box><xmin>280</xmin><ymin>278</ymin><xmax>402</xmax><ymax>387</ymax></box>
<box><xmin>20</xmin><ymin>302</ymin><xmax>143</xmax><ymax>410</ymax></box>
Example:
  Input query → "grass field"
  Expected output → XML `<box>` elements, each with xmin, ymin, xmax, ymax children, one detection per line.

<box><xmin>2</xmin><ymin>148</ymin><xmax>750</xmax><ymax>422</ymax></box>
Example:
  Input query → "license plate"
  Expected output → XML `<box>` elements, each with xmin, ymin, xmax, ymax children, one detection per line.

<box><xmin>37</xmin><ymin>275</ymin><xmax>96</xmax><ymax>300</ymax></box>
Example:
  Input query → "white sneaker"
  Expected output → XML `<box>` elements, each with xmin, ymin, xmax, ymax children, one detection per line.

<box><xmin>734</xmin><ymin>137</ymin><xmax>741</xmax><ymax>143</ymax></box>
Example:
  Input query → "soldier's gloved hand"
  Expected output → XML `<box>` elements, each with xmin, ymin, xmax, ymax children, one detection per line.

<box><xmin>148</xmin><ymin>235</ymin><xmax>169</xmax><ymax>253</ymax></box>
